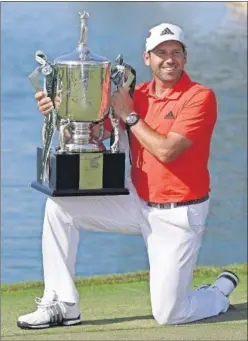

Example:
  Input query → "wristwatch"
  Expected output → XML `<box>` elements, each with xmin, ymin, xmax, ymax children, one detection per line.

<box><xmin>125</xmin><ymin>112</ymin><xmax>140</xmax><ymax>127</ymax></box>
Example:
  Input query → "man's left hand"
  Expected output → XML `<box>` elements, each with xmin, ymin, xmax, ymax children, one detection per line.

<box><xmin>111</xmin><ymin>87</ymin><xmax>134</xmax><ymax>121</ymax></box>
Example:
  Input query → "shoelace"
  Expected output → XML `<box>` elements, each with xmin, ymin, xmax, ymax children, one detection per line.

<box><xmin>35</xmin><ymin>297</ymin><xmax>66</xmax><ymax>324</ymax></box>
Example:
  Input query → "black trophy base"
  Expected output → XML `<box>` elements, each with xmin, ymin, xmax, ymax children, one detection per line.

<box><xmin>31</xmin><ymin>181</ymin><xmax>129</xmax><ymax>197</ymax></box>
<box><xmin>32</xmin><ymin>147</ymin><xmax>129</xmax><ymax>197</ymax></box>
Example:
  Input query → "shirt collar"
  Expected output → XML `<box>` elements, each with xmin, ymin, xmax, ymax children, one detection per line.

<box><xmin>147</xmin><ymin>71</ymin><xmax>192</xmax><ymax>100</ymax></box>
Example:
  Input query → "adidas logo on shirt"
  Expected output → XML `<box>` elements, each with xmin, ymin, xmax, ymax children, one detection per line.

<box><xmin>160</xmin><ymin>28</ymin><xmax>174</xmax><ymax>36</ymax></box>
<box><xmin>164</xmin><ymin>111</ymin><xmax>175</xmax><ymax>119</ymax></box>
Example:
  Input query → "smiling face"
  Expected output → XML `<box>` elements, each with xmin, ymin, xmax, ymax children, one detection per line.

<box><xmin>144</xmin><ymin>40</ymin><xmax>187</xmax><ymax>87</ymax></box>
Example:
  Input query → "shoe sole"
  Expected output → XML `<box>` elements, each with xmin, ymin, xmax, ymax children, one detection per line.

<box><xmin>17</xmin><ymin>316</ymin><xmax>81</xmax><ymax>330</ymax></box>
<box><xmin>218</xmin><ymin>270</ymin><xmax>240</xmax><ymax>287</ymax></box>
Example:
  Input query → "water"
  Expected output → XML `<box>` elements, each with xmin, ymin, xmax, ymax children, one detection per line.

<box><xmin>1</xmin><ymin>2</ymin><xmax>247</xmax><ymax>284</ymax></box>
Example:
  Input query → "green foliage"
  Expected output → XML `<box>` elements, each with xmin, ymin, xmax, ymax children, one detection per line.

<box><xmin>2</xmin><ymin>263</ymin><xmax>247</xmax><ymax>292</ymax></box>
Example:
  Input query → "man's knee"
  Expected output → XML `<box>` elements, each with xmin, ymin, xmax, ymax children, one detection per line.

<box><xmin>153</xmin><ymin>308</ymin><xmax>174</xmax><ymax>325</ymax></box>
<box><xmin>152</xmin><ymin>299</ymin><xmax>185</xmax><ymax>325</ymax></box>
<box><xmin>45</xmin><ymin>197</ymin><xmax>59</xmax><ymax>213</ymax></box>
<box><xmin>44</xmin><ymin>198</ymin><xmax>66</xmax><ymax>220</ymax></box>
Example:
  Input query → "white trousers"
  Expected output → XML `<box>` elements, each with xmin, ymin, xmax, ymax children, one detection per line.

<box><xmin>41</xmin><ymin>177</ymin><xmax>229</xmax><ymax>325</ymax></box>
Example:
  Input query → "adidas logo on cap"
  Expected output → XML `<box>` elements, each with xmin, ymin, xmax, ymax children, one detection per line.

<box><xmin>160</xmin><ymin>27</ymin><xmax>174</xmax><ymax>36</ymax></box>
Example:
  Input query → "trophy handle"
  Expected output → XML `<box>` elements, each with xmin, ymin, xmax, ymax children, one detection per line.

<box><xmin>98</xmin><ymin>121</ymin><xmax>105</xmax><ymax>142</ymax></box>
<box><xmin>110</xmin><ymin>55</ymin><xmax>136</xmax><ymax>155</ymax></box>
<box><xmin>29</xmin><ymin>51</ymin><xmax>53</xmax><ymax>92</ymax></box>
<box><xmin>29</xmin><ymin>50</ymin><xmax>58</xmax><ymax>181</ymax></box>
<box><xmin>122</xmin><ymin>67</ymin><xmax>135</xmax><ymax>92</ymax></box>
<box><xmin>110</xmin><ymin>54</ymin><xmax>136</xmax><ymax>92</ymax></box>
<box><xmin>109</xmin><ymin>108</ymin><xmax>120</xmax><ymax>154</ymax></box>
<box><xmin>58</xmin><ymin>119</ymin><xmax>71</xmax><ymax>153</ymax></box>
<box><xmin>123</xmin><ymin>65</ymin><xmax>136</xmax><ymax>97</ymax></box>
<box><xmin>88</xmin><ymin>122</ymin><xmax>106</xmax><ymax>152</ymax></box>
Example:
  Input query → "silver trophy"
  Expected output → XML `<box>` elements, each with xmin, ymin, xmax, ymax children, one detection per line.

<box><xmin>29</xmin><ymin>11</ymin><xmax>136</xmax><ymax>196</ymax></box>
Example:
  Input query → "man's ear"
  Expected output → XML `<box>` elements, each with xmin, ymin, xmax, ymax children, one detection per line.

<box><xmin>184</xmin><ymin>50</ymin><xmax>188</xmax><ymax>64</ymax></box>
<box><xmin>143</xmin><ymin>51</ymin><xmax>150</xmax><ymax>66</ymax></box>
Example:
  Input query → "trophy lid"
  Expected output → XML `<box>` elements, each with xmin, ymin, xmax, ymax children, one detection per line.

<box><xmin>55</xmin><ymin>11</ymin><xmax>110</xmax><ymax>66</ymax></box>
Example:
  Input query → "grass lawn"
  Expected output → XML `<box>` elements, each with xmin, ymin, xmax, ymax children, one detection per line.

<box><xmin>1</xmin><ymin>264</ymin><xmax>247</xmax><ymax>340</ymax></box>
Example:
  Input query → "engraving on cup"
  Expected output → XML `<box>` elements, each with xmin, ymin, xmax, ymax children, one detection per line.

<box><xmin>56</xmin><ymin>63</ymin><xmax>110</xmax><ymax>122</ymax></box>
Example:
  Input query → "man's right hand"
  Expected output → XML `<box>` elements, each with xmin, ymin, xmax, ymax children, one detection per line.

<box><xmin>35</xmin><ymin>91</ymin><xmax>54</xmax><ymax>115</ymax></box>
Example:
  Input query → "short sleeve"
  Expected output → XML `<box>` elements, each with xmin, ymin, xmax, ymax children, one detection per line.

<box><xmin>170</xmin><ymin>89</ymin><xmax>217</xmax><ymax>142</ymax></box>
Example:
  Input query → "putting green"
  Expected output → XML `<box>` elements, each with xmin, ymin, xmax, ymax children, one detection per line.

<box><xmin>2</xmin><ymin>264</ymin><xmax>247</xmax><ymax>340</ymax></box>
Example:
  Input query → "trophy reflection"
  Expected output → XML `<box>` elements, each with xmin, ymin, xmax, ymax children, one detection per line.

<box><xmin>29</xmin><ymin>11</ymin><xmax>136</xmax><ymax>196</ymax></box>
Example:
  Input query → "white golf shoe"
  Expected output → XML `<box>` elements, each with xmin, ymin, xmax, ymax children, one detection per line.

<box><xmin>17</xmin><ymin>291</ymin><xmax>81</xmax><ymax>329</ymax></box>
<box><xmin>211</xmin><ymin>270</ymin><xmax>239</xmax><ymax>297</ymax></box>
<box><xmin>197</xmin><ymin>270</ymin><xmax>239</xmax><ymax>297</ymax></box>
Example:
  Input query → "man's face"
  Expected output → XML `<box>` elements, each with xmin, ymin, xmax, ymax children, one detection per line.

<box><xmin>143</xmin><ymin>41</ymin><xmax>187</xmax><ymax>83</ymax></box>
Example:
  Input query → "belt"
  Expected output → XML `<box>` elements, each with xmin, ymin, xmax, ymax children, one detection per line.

<box><xmin>147</xmin><ymin>194</ymin><xmax>209</xmax><ymax>209</ymax></box>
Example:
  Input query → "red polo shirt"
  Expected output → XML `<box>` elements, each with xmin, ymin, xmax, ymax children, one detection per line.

<box><xmin>105</xmin><ymin>72</ymin><xmax>217</xmax><ymax>203</ymax></box>
<box><xmin>131</xmin><ymin>72</ymin><xmax>217</xmax><ymax>203</ymax></box>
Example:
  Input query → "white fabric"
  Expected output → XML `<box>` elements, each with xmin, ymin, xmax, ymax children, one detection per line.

<box><xmin>42</xmin><ymin>177</ymin><xmax>229</xmax><ymax>325</ymax></box>
<box><xmin>145</xmin><ymin>23</ymin><xmax>186</xmax><ymax>52</ymax></box>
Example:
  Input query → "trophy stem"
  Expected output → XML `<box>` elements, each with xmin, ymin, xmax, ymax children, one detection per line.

<box><xmin>59</xmin><ymin>122</ymin><xmax>105</xmax><ymax>153</ymax></box>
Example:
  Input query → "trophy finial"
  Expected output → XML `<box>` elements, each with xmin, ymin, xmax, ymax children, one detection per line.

<box><xmin>78</xmin><ymin>11</ymin><xmax>90</xmax><ymax>47</ymax></box>
<box><xmin>115</xmin><ymin>54</ymin><xmax>123</xmax><ymax>65</ymax></box>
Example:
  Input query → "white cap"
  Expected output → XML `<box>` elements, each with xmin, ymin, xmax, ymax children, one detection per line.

<box><xmin>145</xmin><ymin>23</ymin><xmax>186</xmax><ymax>52</ymax></box>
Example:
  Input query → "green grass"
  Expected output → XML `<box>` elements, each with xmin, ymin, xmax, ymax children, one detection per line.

<box><xmin>1</xmin><ymin>264</ymin><xmax>247</xmax><ymax>340</ymax></box>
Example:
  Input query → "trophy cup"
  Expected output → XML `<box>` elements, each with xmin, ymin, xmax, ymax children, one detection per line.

<box><xmin>29</xmin><ymin>11</ymin><xmax>136</xmax><ymax>197</ymax></box>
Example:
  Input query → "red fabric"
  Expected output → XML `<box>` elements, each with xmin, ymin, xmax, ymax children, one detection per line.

<box><xmin>130</xmin><ymin>72</ymin><xmax>217</xmax><ymax>203</ymax></box>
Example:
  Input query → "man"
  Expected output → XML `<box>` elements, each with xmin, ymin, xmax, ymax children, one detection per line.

<box><xmin>18</xmin><ymin>23</ymin><xmax>239</xmax><ymax>329</ymax></box>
